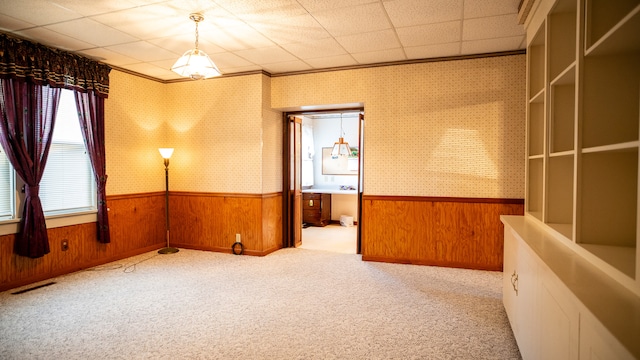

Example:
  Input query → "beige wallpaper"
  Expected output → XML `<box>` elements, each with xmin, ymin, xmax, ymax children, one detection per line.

<box><xmin>272</xmin><ymin>55</ymin><xmax>526</xmax><ymax>198</ymax></box>
<box><xmin>105</xmin><ymin>70</ymin><xmax>168</xmax><ymax>196</ymax></box>
<box><xmin>106</xmin><ymin>54</ymin><xmax>525</xmax><ymax>199</ymax></box>
<box><xmin>261</xmin><ymin>74</ymin><xmax>284</xmax><ymax>193</ymax></box>
<box><xmin>164</xmin><ymin>74</ymin><xmax>264</xmax><ymax>194</ymax></box>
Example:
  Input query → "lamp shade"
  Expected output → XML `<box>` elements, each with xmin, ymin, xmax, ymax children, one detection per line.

<box><xmin>331</xmin><ymin>138</ymin><xmax>351</xmax><ymax>157</ymax></box>
<box><xmin>158</xmin><ymin>148</ymin><xmax>174</xmax><ymax>159</ymax></box>
<box><xmin>171</xmin><ymin>49</ymin><xmax>221</xmax><ymax>80</ymax></box>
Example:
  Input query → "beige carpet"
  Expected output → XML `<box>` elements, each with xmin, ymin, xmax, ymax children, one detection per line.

<box><xmin>300</xmin><ymin>224</ymin><xmax>357</xmax><ymax>254</ymax></box>
<box><xmin>0</xmin><ymin>248</ymin><xmax>521</xmax><ymax>359</ymax></box>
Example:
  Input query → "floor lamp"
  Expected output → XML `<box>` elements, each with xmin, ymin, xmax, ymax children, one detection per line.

<box><xmin>158</xmin><ymin>148</ymin><xmax>179</xmax><ymax>254</ymax></box>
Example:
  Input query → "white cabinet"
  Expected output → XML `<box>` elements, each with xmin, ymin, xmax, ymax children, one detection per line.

<box><xmin>503</xmin><ymin>229</ymin><xmax>540</xmax><ymax>359</ymax></box>
<box><xmin>580</xmin><ymin>313</ymin><xmax>635</xmax><ymax>360</ymax></box>
<box><xmin>503</xmin><ymin>223</ymin><xmax>579</xmax><ymax>360</ymax></box>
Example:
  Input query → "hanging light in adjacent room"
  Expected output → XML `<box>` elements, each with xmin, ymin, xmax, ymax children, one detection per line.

<box><xmin>331</xmin><ymin>113</ymin><xmax>351</xmax><ymax>157</ymax></box>
<box><xmin>171</xmin><ymin>13</ymin><xmax>222</xmax><ymax>80</ymax></box>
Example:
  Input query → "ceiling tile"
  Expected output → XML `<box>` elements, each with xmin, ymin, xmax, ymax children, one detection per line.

<box><xmin>52</xmin><ymin>0</ymin><xmax>140</xmax><ymax>17</ymax></box>
<box><xmin>281</xmin><ymin>38</ymin><xmax>347</xmax><ymax>59</ymax></box>
<box><xmin>251</xmin><ymin>13</ymin><xmax>330</xmax><ymax>45</ymax></box>
<box><xmin>405</xmin><ymin>42</ymin><xmax>461</xmax><ymax>59</ymax></box>
<box><xmin>263</xmin><ymin>60</ymin><xmax>312</xmax><ymax>74</ymax></box>
<box><xmin>297</xmin><ymin>0</ymin><xmax>376</xmax><ymax>12</ymax></box>
<box><xmin>78</xmin><ymin>47</ymin><xmax>141</xmax><ymax>66</ymax></box>
<box><xmin>45</xmin><ymin>18</ymin><xmax>138</xmax><ymax>47</ymax></box>
<box><xmin>118</xmin><ymin>62</ymin><xmax>176</xmax><ymax>78</ymax></box>
<box><xmin>217</xmin><ymin>64</ymin><xmax>263</xmax><ymax>74</ymax></box>
<box><xmin>313</xmin><ymin>2</ymin><xmax>392</xmax><ymax>37</ymax></box>
<box><xmin>0</xmin><ymin>0</ymin><xmax>82</xmax><ymax>25</ymax></box>
<box><xmin>0</xmin><ymin>14</ymin><xmax>35</xmax><ymax>31</ymax></box>
<box><xmin>463</xmin><ymin>0</ymin><xmax>520</xmax><ymax>18</ymax></box>
<box><xmin>461</xmin><ymin>35</ymin><xmax>525</xmax><ymax>54</ymax></box>
<box><xmin>336</xmin><ymin>29</ymin><xmax>401</xmax><ymax>54</ymax></box>
<box><xmin>352</xmin><ymin>47</ymin><xmax>406</xmax><ymax>64</ymax></box>
<box><xmin>384</xmin><ymin>0</ymin><xmax>463</xmax><ymax>27</ymax></box>
<box><xmin>306</xmin><ymin>54</ymin><xmax>358</xmax><ymax>69</ymax></box>
<box><xmin>14</xmin><ymin>27</ymin><xmax>94</xmax><ymax>51</ymax></box>
<box><xmin>213</xmin><ymin>0</ymin><xmax>306</xmax><ymax>21</ymax></box>
<box><xmin>205</xmin><ymin>52</ymin><xmax>254</xmax><ymax>68</ymax></box>
<box><xmin>463</xmin><ymin>14</ymin><xmax>524</xmax><ymax>41</ymax></box>
<box><xmin>208</xmin><ymin>24</ymin><xmax>275</xmax><ymax>51</ymax></box>
<box><xmin>396</xmin><ymin>21</ymin><xmax>461</xmax><ymax>47</ymax></box>
<box><xmin>106</xmin><ymin>41</ymin><xmax>179</xmax><ymax>62</ymax></box>
<box><xmin>91</xmin><ymin>4</ymin><xmax>189</xmax><ymax>41</ymax></box>
<box><xmin>148</xmin><ymin>34</ymin><xmax>226</xmax><ymax>56</ymax></box>
<box><xmin>234</xmin><ymin>46</ymin><xmax>297</xmax><ymax>65</ymax></box>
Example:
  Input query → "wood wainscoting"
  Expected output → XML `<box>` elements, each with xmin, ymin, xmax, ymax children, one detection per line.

<box><xmin>169</xmin><ymin>192</ymin><xmax>282</xmax><ymax>256</ymax></box>
<box><xmin>0</xmin><ymin>192</ymin><xmax>166</xmax><ymax>292</ymax></box>
<box><xmin>361</xmin><ymin>196</ymin><xmax>524</xmax><ymax>271</ymax></box>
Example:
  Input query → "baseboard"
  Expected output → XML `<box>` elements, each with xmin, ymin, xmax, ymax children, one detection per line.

<box><xmin>361</xmin><ymin>255</ymin><xmax>502</xmax><ymax>272</ymax></box>
<box><xmin>0</xmin><ymin>243</ymin><xmax>164</xmax><ymax>293</ymax></box>
<box><xmin>171</xmin><ymin>243</ymin><xmax>282</xmax><ymax>257</ymax></box>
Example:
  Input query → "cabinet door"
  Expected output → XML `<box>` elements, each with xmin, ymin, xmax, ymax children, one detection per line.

<box><xmin>503</xmin><ymin>229</ymin><xmax>539</xmax><ymax>360</ymax></box>
<box><xmin>503</xmin><ymin>229</ymin><xmax>518</xmax><ymax>327</ymax></box>
<box><xmin>514</xmin><ymin>243</ymin><xmax>538</xmax><ymax>360</ymax></box>
<box><xmin>537</xmin><ymin>266</ymin><xmax>579</xmax><ymax>360</ymax></box>
<box><xmin>580</xmin><ymin>312</ymin><xmax>635</xmax><ymax>360</ymax></box>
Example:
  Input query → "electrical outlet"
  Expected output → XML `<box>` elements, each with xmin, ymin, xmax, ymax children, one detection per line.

<box><xmin>236</xmin><ymin>233</ymin><xmax>241</xmax><ymax>243</ymax></box>
<box><xmin>61</xmin><ymin>240</ymin><xmax>69</xmax><ymax>251</ymax></box>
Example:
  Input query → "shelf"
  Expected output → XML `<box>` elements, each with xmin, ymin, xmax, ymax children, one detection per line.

<box><xmin>582</xmin><ymin>53</ymin><xmax>640</xmax><ymax>148</ymax></box>
<box><xmin>548</xmin><ymin>0</ymin><xmax>577</xmax><ymax>80</ymax></box>
<box><xmin>529</xmin><ymin>24</ymin><xmax>546</xmax><ymax>97</ymax></box>
<box><xmin>549</xmin><ymin>63</ymin><xmax>576</xmax><ymax>86</ymax></box>
<box><xmin>582</xmin><ymin>141</ymin><xmax>639</xmax><ymax>154</ymax></box>
<box><xmin>547</xmin><ymin>155</ymin><xmax>574</xmax><ymax>231</ymax></box>
<box><xmin>529</xmin><ymin>88</ymin><xmax>545</xmax><ymax>103</ymax></box>
<box><xmin>579</xmin><ymin>149</ymin><xmax>638</xmax><ymax>248</ymax></box>
<box><xmin>549</xmin><ymin>68</ymin><xmax>575</xmax><ymax>153</ymax></box>
<box><xmin>549</xmin><ymin>150</ymin><xmax>575</xmax><ymax>157</ymax></box>
<box><xmin>585</xmin><ymin>1</ymin><xmax>640</xmax><ymax>53</ymax></box>
<box><xmin>579</xmin><ymin>244</ymin><xmax>636</xmax><ymax>278</ymax></box>
<box><xmin>528</xmin><ymin>158</ymin><xmax>544</xmax><ymax>217</ymax></box>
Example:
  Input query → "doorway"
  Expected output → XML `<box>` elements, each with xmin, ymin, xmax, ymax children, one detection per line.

<box><xmin>283</xmin><ymin>109</ymin><xmax>364</xmax><ymax>254</ymax></box>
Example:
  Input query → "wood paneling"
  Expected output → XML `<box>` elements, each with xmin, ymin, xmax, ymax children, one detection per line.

<box><xmin>0</xmin><ymin>193</ymin><xmax>165</xmax><ymax>292</ymax></box>
<box><xmin>361</xmin><ymin>196</ymin><xmax>524</xmax><ymax>271</ymax></box>
<box><xmin>169</xmin><ymin>192</ymin><xmax>283</xmax><ymax>256</ymax></box>
<box><xmin>262</xmin><ymin>193</ymin><xmax>283</xmax><ymax>254</ymax></box>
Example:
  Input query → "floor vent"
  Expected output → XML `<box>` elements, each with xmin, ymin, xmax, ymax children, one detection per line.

<box><xmin>11</xmin><ymin>282</ymin><xmax>56</xmax><ymax>295</ymax></box>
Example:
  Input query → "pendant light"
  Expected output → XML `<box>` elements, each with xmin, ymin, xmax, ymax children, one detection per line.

<box><xmin>171</xmin><ymin>13</ymin><xmax>222</xmax><ymax>80</ymax></box>
<box><xmin>331</xmin><ymin>113</ymin><xmax>351</xmax><ymax>157</ymax></box>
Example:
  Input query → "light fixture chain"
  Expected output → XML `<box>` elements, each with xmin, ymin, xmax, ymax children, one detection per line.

<box><xmin>194</xmin><ymin>18</ymin><xmax>199</xmax><ymax>50</ymax></box>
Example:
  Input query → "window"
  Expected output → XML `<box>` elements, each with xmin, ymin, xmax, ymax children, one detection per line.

<box><xmin>39</xmin><ymin>89</ymin><xmax>96</xmax><ymax>215</ymax></box>
<box><xmin>0</xmin><ymin>148</ymin><xmax>14</xmax><ymax>220</ymax></box>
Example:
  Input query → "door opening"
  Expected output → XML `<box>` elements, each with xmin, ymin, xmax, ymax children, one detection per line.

<box><xmin>283</xmin><ymin>109</ymin><xmax>364</xmax><ymax>254</ymax></box>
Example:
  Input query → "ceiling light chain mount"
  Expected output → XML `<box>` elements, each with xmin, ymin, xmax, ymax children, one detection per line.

<box><xmin>189</xmin><ymin>13</ymin><xmax>203</xmax><ymax>50</ymax></box>
<box><xmin>171</xmin><ymin>12</ymin><xmax>222</xmax><ymax>80</ymax></box>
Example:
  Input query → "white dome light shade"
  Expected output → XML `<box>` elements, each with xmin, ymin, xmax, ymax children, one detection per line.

<box><xmin>171</xmin><ymin>49</ymin><xmax>221</xmax><ymax>80</ymax></box>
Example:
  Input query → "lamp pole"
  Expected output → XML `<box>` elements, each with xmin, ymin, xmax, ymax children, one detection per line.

<box><xmin>158</xmin><ymin>148</ymin><xmax>179</xmax><ymax>254</ymax></box>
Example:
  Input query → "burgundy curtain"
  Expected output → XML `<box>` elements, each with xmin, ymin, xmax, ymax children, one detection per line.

<box><xmin>0</xmin><ymin>78</ymin><xmax>60</xmax><ymax>258</ymax></box>
<box><xmin>75</xmin><ymin>91</ymin><xmax>110</xmax><ymax>243</ymax></box>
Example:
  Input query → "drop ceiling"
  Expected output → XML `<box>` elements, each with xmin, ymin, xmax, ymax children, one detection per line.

<box><xmin>0</xmin><ymin>0</ymin><xmax>526</xmax><ymax>81</ymax></box>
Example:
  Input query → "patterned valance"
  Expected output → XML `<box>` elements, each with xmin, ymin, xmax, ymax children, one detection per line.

<box><xmin>0</xmin><ymin>33</ymin><xmax>110</xmax><ymax>98</ymax></box>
